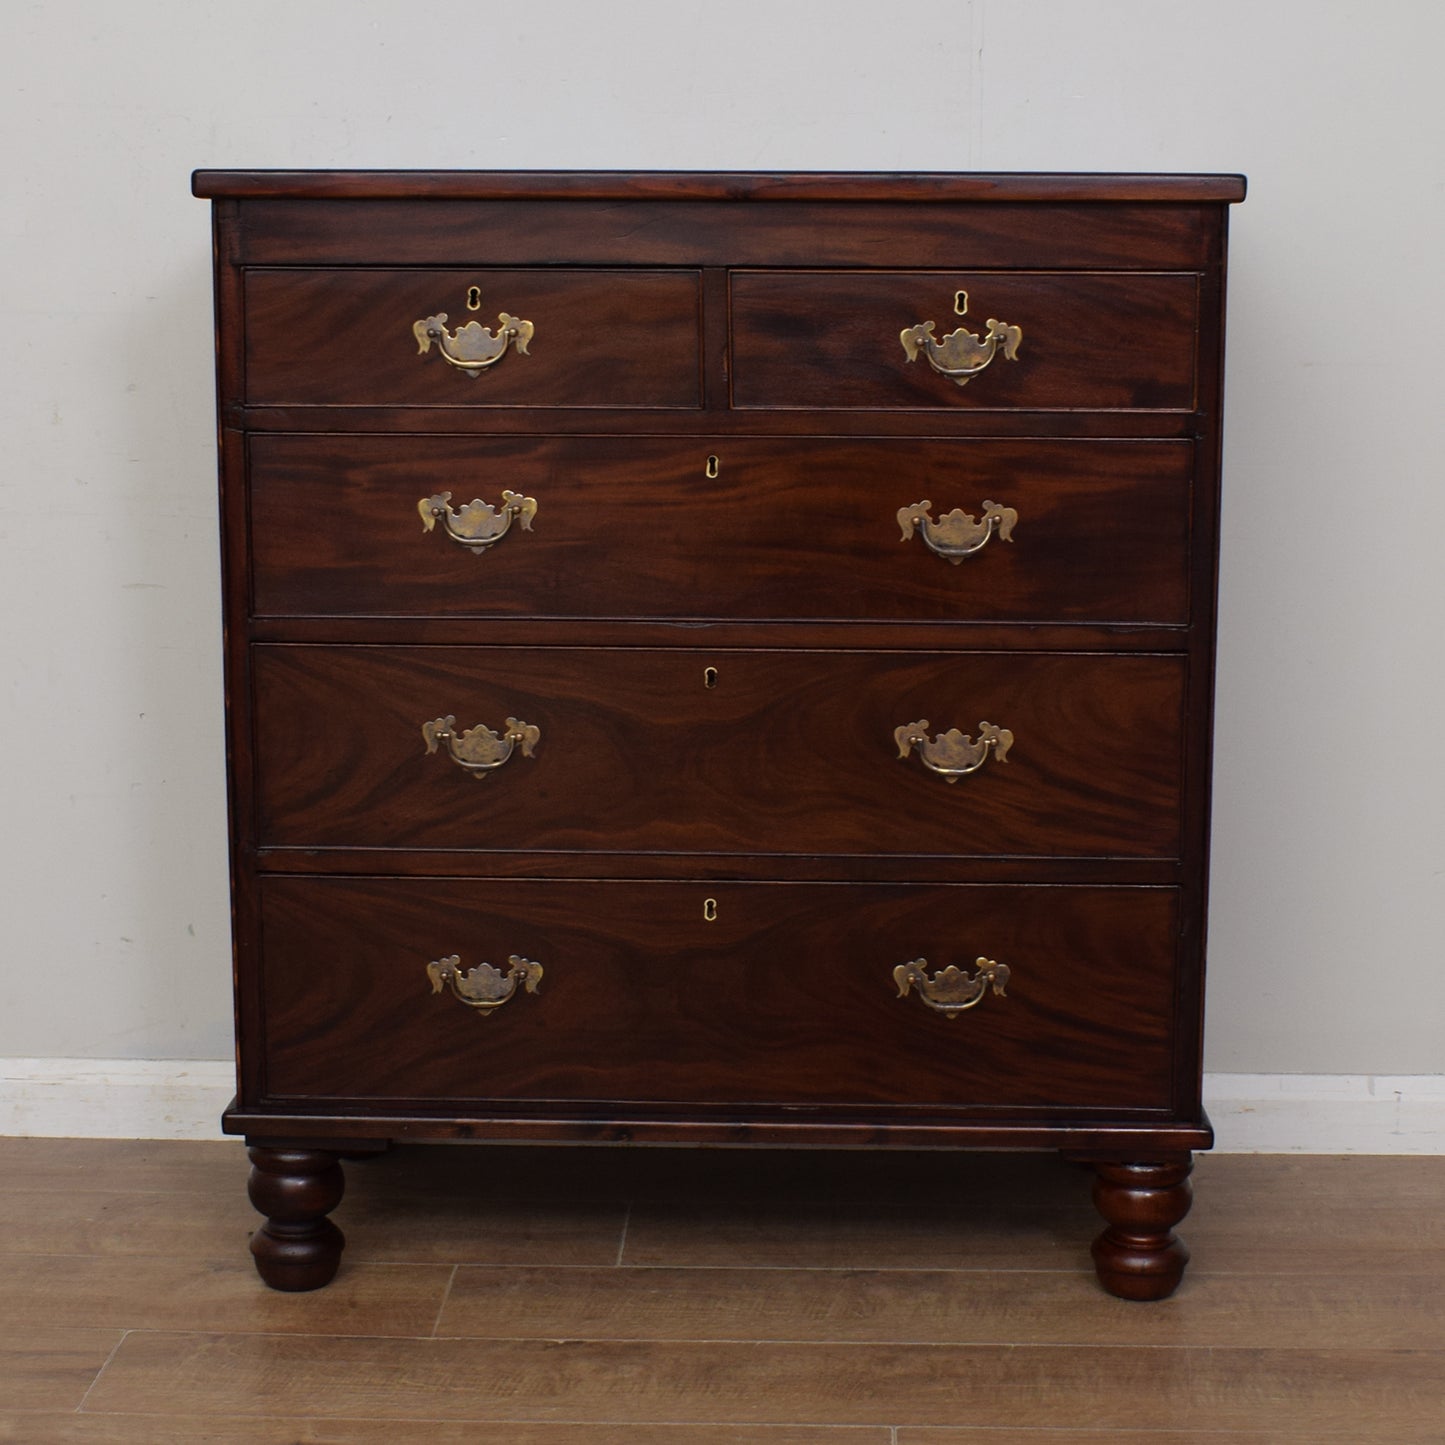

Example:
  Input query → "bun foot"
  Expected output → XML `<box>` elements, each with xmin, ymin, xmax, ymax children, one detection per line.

<box><xmin>1089</xmin><ymin>1158</ymin><xmax>1193</xmax><ymax>1301</ymax></box>
<box><xmin>246</xmin><ymin>1146</ymin><xmax>346</xmax><ymax>1291</ymax></box>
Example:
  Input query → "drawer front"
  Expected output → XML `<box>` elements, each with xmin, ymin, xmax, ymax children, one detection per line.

<box><xmin>249</xmin><ymin>435</ymin><xmax>1191</xmax><ymax>625</ymax></box>
<box><xmin>244</xmin><ymin>268</ymin><xmax>702</xmax><ymax>407</ymax></box>
<box><xmin>731</xmin><ymin>271</ymin><xmax>1198</xmax><ymax>410</ymax></box>
<box><xmin>257</xmin><ymin>877</ymin><xmax>1179</xmax><ymax>1112</ymax></box>
<box><xmin>252</xmin><ymin>646</ymin><xmax>1185</xmax><ymax>858</ymax></box>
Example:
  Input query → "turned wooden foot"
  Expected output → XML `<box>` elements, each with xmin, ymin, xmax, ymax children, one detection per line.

<box><xmin>1089</xmin><ymin>1157</ymin><xmax>1193</xmax><ymax>1300</ymax></box>
<box><xmin>246</xmin><ymin>1146</ymin><xmax>345</xmax><ymax>1291</ymax></box>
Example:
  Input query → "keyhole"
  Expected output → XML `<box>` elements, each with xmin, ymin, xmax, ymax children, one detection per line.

<box><xmin>954</xmin><ymin>290</ymin><xmax>969</xmax><ymax>316</ymax></box>
<box><xmin>703</xmin><ymin>666</ymin><xmax>718</xmax><ymax>689</ymax></box>
<box><xmin>466</xmin><ymin>286</ymin><xmax>482</xmax><ymax>311</ymax></box>
<box><xmin>703</xmin><ymin>898</ymin><xmax>718</xmax><ymax>922</ymax></box>
<box><xmin>705</xmin><ymin>455</ymin><xmax>720</xmax><ymax>479</ymax></box>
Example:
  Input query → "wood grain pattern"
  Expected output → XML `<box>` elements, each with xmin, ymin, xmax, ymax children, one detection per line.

<box><xmin>0</xmin><ymin>1420</ymin><xmax>888</xmax><ymax>1445</ymax></box>
<box><xmin>244</xmin><ymin>269</ymin><xmax>703</xmax><ymax>408</ymax></box>
<box><xmin>251</xmin><ymin>646</ymin><xmax>1187</xmax><ymax>858</ymax></box>
<box><xmin>3</xmin><ymin>1145</ymin><xmax>1442</xmax><ymax>1439</ymax></box>
<box><xmin>203</xmin><ymin>173</ymin><xmax>1238</xmax><ymax>1296</ymax></box>
<box><xmin>731</xmin><ymin>271</ymin><xmax>1199</xmax><ymax>411</ymax></box>
<box><xmin>248</xmin><ymin>435</ymin><xmax>1192</xmax><ymax>624</ymax></box>
<box><xmin>194</xmin><ymin>169</ymin><xmax>1247</xmax><ymax>202</ymax></box>
<box><xmin>0</xmin><ymin>1255</ymin><xmax>452</xmax><ymax>1335</ymax></box>
<box><xmin>81</xmin><ymin>1332</ymin><xmax>1445</xmax><ymax>1430</ymax></box>
<box><xmin>0</xmin><ymin>1327</ymin><xmax>121</xmax><ymax>1412</ymax></box>
<box><xmin>230</xmin><ymin>198</ymin><xmax>1218</xmax><ymax>269</ymax></box>
<box><xmin>438</xmin><ymin>1264</ymin><xmax>1445</xmax><ymax>1350</ymax></box>
<box><xmin>255</xmin><ymin>878</ymin><xmax>1178</xmax><ymax>1111</ymax></box>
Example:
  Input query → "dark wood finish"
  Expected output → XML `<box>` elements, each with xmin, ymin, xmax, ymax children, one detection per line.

<box><xmin>193</xmin><ymin>169</ymin><xmax>1247</xmax><ymax>202</ymax></box>
<box><xmin>248</xmin><ymin>435</ymin><xmax>1193</xmax><ymax>625</ymax></box>
<box><xmin>257</xmin><ymin>877</ymin><xmax>1178</xmax><ymax>1111</ymax></box>
<box><xmin>238</xmin><ymin>404</ymin><xmax>1201</xmax><ymax>438</ymax></box>
<box><xmin>731</xmin><ymin>271</ymin><xmax>1198</xmax><ymax>411</ymax></box>
<box><xmin>250</xmin><ymin>645</ymin><xmax>1185</xmax><ymax>858</ymax></box>
<box><xmin>1089</xmin><ymin>1158</ymin><xmax>1195</xmax><ymax>1300</ymax></box>
<box><xmin>200</xmin><ymin>170</ymin><xmax>1241</xmax><ymax>1297</ymax></box>
<box><xmin>229</xmin><ymin>199</ymin><xmax>1220</xmax><ymax>270</ymax></box>
<box><xmin>244</xmin><ymin>1146</ymin><xmax>345</xmax><ymax>1291</ymax></box>
<box><xmin>244</xmin><ymin>269</ymin><xmax>703</xmax><ymax>408</ymax></box>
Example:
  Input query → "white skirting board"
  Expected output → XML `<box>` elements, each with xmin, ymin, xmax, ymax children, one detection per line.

<box><xmin>1</xmin><ymin>1060</ymin><xmax>1442</xmax><ymax>1152</ymax></box>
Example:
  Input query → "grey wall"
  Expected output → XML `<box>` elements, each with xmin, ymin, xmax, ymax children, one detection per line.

<box><xmin>2</xmin><ymin>0</ymin><xmax>1442</xmax><ymax>1074</ymax></box>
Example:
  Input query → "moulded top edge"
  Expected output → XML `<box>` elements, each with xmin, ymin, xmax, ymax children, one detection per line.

<box><xmin>191</xmin><ymin>169</ymin><xmax>1247</xmax><ymax>204</ymax></box>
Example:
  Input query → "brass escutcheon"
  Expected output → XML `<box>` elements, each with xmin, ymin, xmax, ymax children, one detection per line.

<box><xmin>427</xmin><ymin>953</ymin><xmax>543</xmax><ymax>1015</ymax></box>
<box><xmin>703</xmin><ymin>898</ymin><xmax>718</xmax><ymax>922</ymax></box>
<box><xmin>422</xmin><ymin>715</ymin><xmax>540</xmax><ymax>778</ymax></box>
<box><xmin>418</xmin><ymin>489</ymin><xmax>538</xmax><ymax>555</ymax></box>
<box><xmin>705</xmin><ymin>454</ymin><xmax>720</xmax><ymax>479</ymax></box>
<box><xmin>898</xmin><ymin>498</ymin><xmax>1016</xmax><ymax>564</ymax></box>
<box><xmin>894</xmin><ymin>956</ymin><xmax>1010</xmax><ymax>1018</ymax></box>
<box><xmin>895</xmin><ymin>719</ymin><xmax>1012</xmax><ymax>782</ymax></box>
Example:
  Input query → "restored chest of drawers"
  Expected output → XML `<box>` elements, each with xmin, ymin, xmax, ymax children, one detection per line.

<box><xmin>193</xmin><ymin>169</ymin><xmax>1245</xmax><ymax>1298</ymax></box>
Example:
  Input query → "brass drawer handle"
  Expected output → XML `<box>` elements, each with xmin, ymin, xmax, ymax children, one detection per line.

<box><xmin>419</xmin><ymin>489</ymin><xmax>537</xmax><ymax>554</ymax></box>
<box><xmin>413</xmin><ymin>309</ymin><xmax>534</xmax><ymax>377</ymax></box>
<box><xmin>895</xmin><ymin>719</ymin><xmax>1012</xmax><ymax>782</ymax></box>
<box><xmin>898</xmin><ymin>499</ymin><xmax>1016</xmax><ymax>563</ymax></box>
<box><xmin>900</xmin><ymin>292</ymin><xmax>1020</xmax><ymax>387</ymax></box>
<box><xmin>422</xmin><ymin>715</ymin><xmax>540</xmax><ymax>778</ymax></box>
<box><xmin>427</xmin><ymin>953</ymin><xmax>543</xmax><ymax>1015</ymax></box>
<box><xmin>895</xmin><ymin>957</ymin><xmax>1010</xmax><ymax>1017</ymax></box>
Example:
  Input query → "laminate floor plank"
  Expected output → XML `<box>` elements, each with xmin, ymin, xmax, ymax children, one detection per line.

<box><xmin>340</xmin><ymin>1195</ymin><xmax>630</xmax><ymax>1266</ymax></box>
<box><xmin>1181</xmin><ymin>1159</ymin><xmax>1445</xmax><ymax>1275</ymax></box>
<box><xmin>0</xmin><ymin>1188</ymin><xmax>263</xmax><ymax>1258</ymax></box>
<box><xmin>0</xmin><ymin>1255</ymin><xmax>452</xmax><ymax>1336</ymax></box>
<box><xmin>619</xmin><ymin>1199</ymin><xmax>1088</xmax><ymax>1271</ymax></box>
<box><xmin>898</xmin><ymin>1432</ymin><xmax>1445</xmax><ymax>1445</ymax></box>
<box><xmin>4</xmin><ymin>1144</ymin><xmax>1445</xmax><ymax>1437</ymax></box>
<box><xmin>82</xmin><ymin>1332</ymin><xmax>1445</xmax><ymax>1431</ymax></box>
<box><xmin>0</xmin><ymin>1137</ymin><xmax>239</xmax><ymax>1194</ymax></box>
<box><xmin>439</xmin><ymin>1263</ymin><xmax>1445</xmax><ymax>1349</ymax></box>
<box><xmin>0</xmin><ymin>1416</ymin><xmax>884</xmax><ymax>1444</ymax></box>
<box><xmin>0</xmin><ymin>1187</ymin><xmax>626</xmax><ymax>1267</ymax></box>
<box><xmin>0</xmin><ymin>1327</ymin><xmax>122</xmax><ymax>1412</ymax></box>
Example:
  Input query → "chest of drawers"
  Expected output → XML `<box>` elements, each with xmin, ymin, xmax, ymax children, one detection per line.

<box><xmin>194</xmin><ymin>169</ymin><xmax>1245</xmax><ymax>1299</ymax></box>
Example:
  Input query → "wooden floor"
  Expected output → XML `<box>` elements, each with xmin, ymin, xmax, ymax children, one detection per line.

<box><xmin>0</xmin><ymin>1140</ymin><xmax>1441</xmax><ymax>1442</ymax></box>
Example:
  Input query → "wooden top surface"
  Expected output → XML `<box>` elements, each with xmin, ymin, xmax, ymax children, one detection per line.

<box><xmin>191</xmin><ymin>170</ymin><xmax>1246</xmax><ymax>203</ymax></box>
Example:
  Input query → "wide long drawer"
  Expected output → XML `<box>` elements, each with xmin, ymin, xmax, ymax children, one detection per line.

<box><xmin>252</xmin><ymin>646</ymin><xmax>1186</xmax><ymax>858</ymax></box>
<box><xmin>731</xmin><ymin>270</ymin><xmax>1199</xmax><ymax>410</ymax></box>
<box><xmin>243</xmin><ymin>268</ymin><xmax>703</xmax><ymax>408</ymax></box>
<box><xmin>248</xmin><ymin>435</ymin><xmax>1193</xmax><ymax>625</ymax></box>
<box><xmin>256</xmin><ymin>877</ymin><xmax>1179</xmax><ymax>1112</ymax></box>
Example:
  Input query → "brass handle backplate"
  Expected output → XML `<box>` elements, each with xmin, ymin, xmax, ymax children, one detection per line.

<box><xmin>898</xmin><ymin>499</ymin><xmax>1016</xmax><ymax>563</ymax></box>
<box><xmin>422</xmin><ymin>715</ymin><xmax>540</xmax><ymax>778</ymax></box>
<box><xmin>427</xmin><ymin>953</ymin><xmax>543</xmax><ymax>1015</ymax></box>
<box><xmin>895</xmin><ymin>719</ymin><xmax>1012</xmax><ymax>782</ymax></box>
<box><xmin>413</xmin><ymin>308</ymin><xmax>534</xmax><ymax>377</ymax></box>
<box><xmin>895</xmin><ymin>956</ymin><xmax>1010</xmax><ymax>1017</ymax></box>
<box><xmin>419</xmin><ymin>489</ymin><xmax>538</xmax><ymax>554</ymax></box>
<box><xmin>899</xmin><ymin>292</ymin><xmax>1021</xmax><ymax>387</ymax></box>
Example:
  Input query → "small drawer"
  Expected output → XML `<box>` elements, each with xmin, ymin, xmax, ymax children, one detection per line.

<box><xmin>730</xmin><ymin>270</ymin><xmax>1199</xmax><ymax>410</ymax></box>
<box><xmin>257</xmin><ymin>876</ymin><xmax>1179</xmax><ymax>1113</ymax></box>
<box><xmin>243</xmin><ymin>268</ymin><xmax>702</xmax><ymax>408</ymax></box>
<box><xmin>252</xmin><ymin>645</ymin><xmax>1185</xmax><ymax>859</ymax></box>
<box><xmin>248</xmin><ymin>435</ymin><xmax>1192</xmax><ymax>625</ymax></box>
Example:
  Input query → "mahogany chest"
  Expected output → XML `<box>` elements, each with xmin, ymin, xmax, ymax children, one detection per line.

<box><xmin>193</xmin><ymin>170</ymin><xmax>1245</xmax><ymax>1297</ymax></box>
